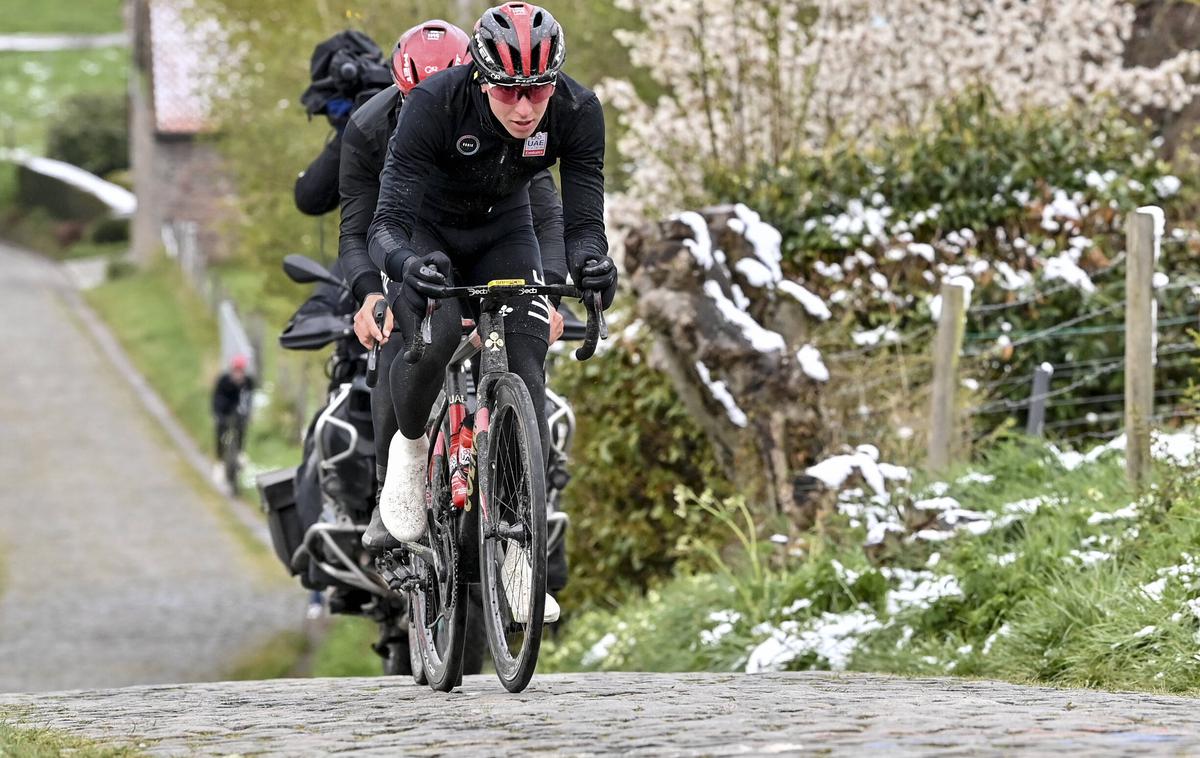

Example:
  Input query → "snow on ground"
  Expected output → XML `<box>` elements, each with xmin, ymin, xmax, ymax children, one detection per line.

<box><xmin>695</xmin><ymin>362</ymin><xmax>748</xmax><ymax>428</ymax></box>
<box><xmin>806</xmin><ymin>445</ymin><xmax>909</xmax><ymax>498</ymax></box>
<box><xmin>582</xmin><ymin>633</ymin><xmax>618</xmax><ymax>667</ymax></box>
<box><xmin>797</xmin><ymin>345</ymin><xmax>830</xmax><ymax>382</ymax></box>
<box><xmin>745</xmin><ymin>609</ymin><xmax>883</xmax><ymax>673</ymax></box>
<box><xmin>700</xmin><ymin>610</ymin><xmax>742</xmax><ymax>647</ymax></box>
<box><xmin>703</xmin><ymin>280</ymin><xmax>787</xmax><ymax>354</ymax></box>
<box><xmin>1042</xmin><ymin>252</ymin><xmax>1096</xmax><ymax>294</ymax></box>
<box><xmin>778</xmin><ymin>281</ymin><xmax>832</xmax><ymax>320</ymax></box>
<box><xmin>728</xmin><ymin>204</ymin><xmax>784</xmax><ymax>283</ymax></box>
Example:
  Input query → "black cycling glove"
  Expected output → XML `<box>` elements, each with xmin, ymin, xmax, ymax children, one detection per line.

<box><xmin>572</xmin><ymin>255</ymin><xmax>618</xmax><ymax>310</ymax></box>
<box><xmin>396</xmin><ymin>252</ymin><xmax>451</xmax><ymax>316</ymax></box>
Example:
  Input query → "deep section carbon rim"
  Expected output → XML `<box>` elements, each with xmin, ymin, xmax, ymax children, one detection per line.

<box><xmin>478</xmin><ymin>375</ymin><xmax>547</xmax><ymax>693</ymax></box>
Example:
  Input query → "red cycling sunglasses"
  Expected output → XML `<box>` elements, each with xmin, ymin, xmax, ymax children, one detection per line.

<box><xmin>485</xmin><ymin>81</ymin><xmax>556</xmax><ymax>105</ymax></box>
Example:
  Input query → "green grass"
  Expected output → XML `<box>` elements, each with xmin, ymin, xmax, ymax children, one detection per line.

<box><xmin>0</xmin><ymin>0</ymin><xmax>123</xmax><ymax>35</ymax></box>
<box><xmin>226</xmin><ymin>630</ymin><xmax>310</xmax><ymax>681</ymax></box>
<box><xmin>0</xmin><ymin>47</ymin><xmax>127</xmax><ymax>152</ymax></box>
<box><xmin>311</xmin><ymin>617</ymin><xmax>384</xmax><ymax>678</ymax></box>
<box><xmin>0</xmin><ymin>720</ymin><xmax>144</xmax><ymax>757</ymax></box>
<box><xmin>85</xmin><ymin>263</ymin><xmax>222</xmax><ymax>447</ymax></box>
<box><xmin>544</xmin><ymin>438</ymin><xmax>1200</xmax><ymax>695</ymax></box>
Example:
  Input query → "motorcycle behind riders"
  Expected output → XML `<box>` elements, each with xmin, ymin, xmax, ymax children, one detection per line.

<box><xmin>256</xmin><ymin>254</ymin><xmax>575</xmax><ymax>675</ymax></box>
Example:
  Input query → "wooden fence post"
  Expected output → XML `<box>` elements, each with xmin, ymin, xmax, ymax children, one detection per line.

<box><xmin>929</xmin><ymin>282</ymin><xmax>968</xmax><ymax>472</ymax></box>
<box><xmin>1125</xmin><ymin>206</ymin><xmax>1160</xmax><ymax>489</ymax></box>
<box><xmin>1026</xmin><ymin>363</ymin><xmax>1054</xmax><ymax>437</ymax></box>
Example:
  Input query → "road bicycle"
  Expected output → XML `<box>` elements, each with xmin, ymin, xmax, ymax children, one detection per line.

<box><xmin>374</xmin><ymin>279</ymin><xmax>605</xmax><ymax>693</ymax></box>
<box><xmin>217</xmin><ymin>412</ymin><xmax>248</xmax><ymax>495</ymax></box>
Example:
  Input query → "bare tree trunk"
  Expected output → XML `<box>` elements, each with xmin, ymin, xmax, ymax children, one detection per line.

<box><xmin>624</xmin><ymin>206</ymin><xmax>826</xmax><ymax>528</ymax></box>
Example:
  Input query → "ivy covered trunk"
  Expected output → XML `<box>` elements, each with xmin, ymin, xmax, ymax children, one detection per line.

<box><xmin>623</xmin><ymin>205</ymin><xmax>829</xmax><ymax>525</ymax></box>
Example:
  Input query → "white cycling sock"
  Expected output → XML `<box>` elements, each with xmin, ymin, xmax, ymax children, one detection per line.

<box><xmin>379</xmin><ymin>433</ymin><xmax>428</xmax><ymax>542</ymax></box>
<box><xmin>502</xmin><ymin>539</ymin><xmax>560</xmax><ymax>624</ymax></box>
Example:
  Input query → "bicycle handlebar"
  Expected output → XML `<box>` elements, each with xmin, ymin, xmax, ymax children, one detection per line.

<box><xmin>402</xmin><ymin>282</ymin><xmax>608</xmax><ymax>365</ymax></box>
<box><xmin>365</xmin><ymin>298</ymin><xmax>388</xmax><ymax>388</ymax></box>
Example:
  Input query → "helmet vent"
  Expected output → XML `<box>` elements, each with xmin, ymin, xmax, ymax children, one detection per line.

<box><xmin>491</xmin><ymin>11</ymin><xmax>511</xmax><ymax>29</ymax></box>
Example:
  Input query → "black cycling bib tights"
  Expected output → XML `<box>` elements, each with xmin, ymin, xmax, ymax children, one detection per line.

<box><xmin>367</xmin><ymin>64</ymin><xmax>608</xmax><ymax>470</ymax></box>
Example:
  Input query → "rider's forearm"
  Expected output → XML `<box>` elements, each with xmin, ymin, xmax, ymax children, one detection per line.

<box><xmin>530</xmin><ymin>171</ymin><xmax>568</xmax><ymax>285</ymax></box>
<box><xmin>339</xmin><ymin>234</ymin><xmax>385</xmax><ymax>304</ymax></box>
<box><xmin>338</xmin><ymin>125</ymin><xmax>386</xmax><ymax>303</ymax></box>
<box><xmin>368</xmin><ymin>90</ymin><xmax>439</xmax><ymax>282</ymax></box>
<box><xmin>560</xmin><ymin>95</ymin><xmax>610</xmax><ymax>271</ymax></box>
<box><xmin>294</xmin><ymin>135</ymin><xmax>342</xmax><ymax>217</ymax></box>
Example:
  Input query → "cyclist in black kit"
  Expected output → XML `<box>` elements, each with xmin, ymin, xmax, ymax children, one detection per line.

<box><xmin>366</xmin><ymin>3</ymin><xmax>617</xmax><ymax>621</ymax></box>
<box><xmin>339</xmin><ymin>19</ymin><xmax>572</xmax><ymax>541</ymax></box>
<box><xmin>339</xmin><ymin>20</ymin><xmax>568</xmax><ymax>349</ymax></box>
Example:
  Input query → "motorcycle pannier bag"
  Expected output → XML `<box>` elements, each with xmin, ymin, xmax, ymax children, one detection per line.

<box><xmin>256</xmin><ymin>466</ymin><xmax>304</xmax><ymax>574</ymax></box>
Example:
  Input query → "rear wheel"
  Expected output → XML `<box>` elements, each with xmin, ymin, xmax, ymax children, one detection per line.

<box><xmin>478</xmin><ymin>374</ymin><xmax>547</xmax><ymax>693</ymax></box>
<box><xmin>407</xmin><ymin>617</ymin><xmax>427</xmax><ymax>684</ymax></box>
<box><xmin>407</xmin><ymin>408</ymin><xmax>467</xmax><ymax>691</ymax></box>
<box><xmin>221</xmin><ymin>426</ymin><xmax>240</xmax><ymax>494</ymax></box>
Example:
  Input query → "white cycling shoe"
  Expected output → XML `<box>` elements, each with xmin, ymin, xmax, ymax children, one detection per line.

<box><xmin>379</xmin><ymin>433</ymin><xmax>429</xmax><ymax>543</ymax></box>
<box><xmin>502</xmin><ymin>539</ymin><xmax>560</xmax><ymax>624</ymax></box>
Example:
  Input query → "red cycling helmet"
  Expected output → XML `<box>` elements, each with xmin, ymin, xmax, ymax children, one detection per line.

<box><xmin>391</xmin><ymin>20</ymin><xmax>471</xmax><ymax>94</ymax></box>
<box><xmin>230</xmin><ymin>354</ymin><xmax>249</xmax><ymax>371</ymax></box>
<box><xmin>470</xmin><ymin>3</ymin><xmax>565</xmax><ymax>86</ymax></box>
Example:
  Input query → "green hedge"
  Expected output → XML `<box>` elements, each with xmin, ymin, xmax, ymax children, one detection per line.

<box><xmin>46</xmin><ymin>93</ymin><xmax>129</xmax><ymax>177</ymax></box>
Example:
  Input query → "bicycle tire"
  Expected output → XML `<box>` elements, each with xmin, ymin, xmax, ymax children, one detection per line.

<box><xmin>406</xmin><ymin>404</ymin><xmax>467</xmax><ymax>691</ymax></box>
<box><xmin>408</xmin><ymin>616</ymin><xmax>427</xmax><ymax>685</ymax></box>
<box><xmin>477</xmin><ymin>373</ymin><xmax>547</xmax><ymax>693</ymax></box>
<box><xmin>221</xmin><ymin>427</ymin><xmax>240</xmax><ymax>494</ymax></box>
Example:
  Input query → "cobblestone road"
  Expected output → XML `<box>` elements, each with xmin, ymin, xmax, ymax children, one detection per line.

<box><xmin>0</xmin><ymin>244</ymin><xmax>301</xmax><ymax>692</ymax></box>
<box><xmin>1</xmin><ymin>671</ymin><xmax>1198</xmax><ymax>755</ymax></box>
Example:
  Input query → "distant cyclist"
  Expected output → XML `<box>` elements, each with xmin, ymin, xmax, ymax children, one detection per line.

<box><xmin>211</xmin><ymin>354</ymin><xmax>255</xmax><ymax>467</ymax></box>
<box><xmin>367</xmin><ymin>2</ymin><xmax>618</xmax><ymax>623</ymax></box>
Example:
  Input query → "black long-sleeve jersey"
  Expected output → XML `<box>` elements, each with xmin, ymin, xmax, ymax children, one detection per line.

<box><xmin>340</xmin><ymin>83</ymin><xmax>572</xmax><ymax>304</ymax></box>
<box><xmin>367</xmin><ymin>65</ymin><xmax>606</xmax><ymax>284</ymax></box>
<box><xmin>294</xmin><ymin>134</ymin><xmax>343</xmax><ymax>216</ymax></box>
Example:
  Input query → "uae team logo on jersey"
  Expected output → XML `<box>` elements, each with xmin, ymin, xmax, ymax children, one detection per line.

<box><xmin>523</xmin><ymin>132</ymin><xmax>548</xmax><ymax>158</ymax></box>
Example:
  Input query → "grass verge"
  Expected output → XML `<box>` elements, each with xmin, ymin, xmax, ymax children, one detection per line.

<box><xmin>0</xmin><ymin>47</ymin><xmax>127</xmax><ymax>152</ymax></box>
<box><xmin>544</xmin><ymin>437</ymin><xmax>1200</xmax><ymax>695</ymax></box>
<box><xmin>77</xmin><ymin>263</ymin><xmax>290</xmax><ymax>580</ymax></box>
<box><xmin>226</xmin><ymin>630</ymin><xmax>311</xmax><ymax>681</ymax></box>
<box><xmin>310</xmin><ymin>617</ymin><xmax>384</xmax><ymax>678</ymax></box>
<box><xmin>0</xmin><ymin>720</ymin><xmax>145</xmax><ymax>758</ymax></box>
<box><xmin>85</xmin><ymin>262</ymin><xmax>221</xmax><ymax>447</ymax></box>
<box><xmin>0</xmin><ymin>0</ymin><xmax>123</xmax><ymax>35</ymax></box>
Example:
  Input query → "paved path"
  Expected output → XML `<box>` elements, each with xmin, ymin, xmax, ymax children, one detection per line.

<box><xmin>0</xmin><ymin>244</ymin><xmax>301</xmax><ymax>692</ymax></box>
<box><xmin>1</xmin><ymin>672</ymin><xmax>1197</xmax><ymax>755</ymax></box>
<box><xmin>0</xmin><ymin>32</ymin><xmax>127</xmax><ymax>52</ymax></box>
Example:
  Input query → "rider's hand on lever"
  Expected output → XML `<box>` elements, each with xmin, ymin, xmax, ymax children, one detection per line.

<box><xmin>575</xmin><ymin>254</ymin><xmax>618</xmax><ymax>310</ymax></box>
<box><xmin>353</xmin><ymin>293</ymin><xmax>394</xmax><ymax>349</ymax></box>
<box><xmin>398</xmin><ymin>251</ymin><xmax>452</xmax><ymax>315</ymax></box>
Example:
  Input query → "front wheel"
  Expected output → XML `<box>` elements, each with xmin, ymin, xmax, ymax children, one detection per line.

<box><xmin>407</xmin><ymin>408</ymin><xmax>467</xmax><ymax>692</ymax></box>
<box><xmin>477</xmin><ymin>374</ymin><xmax>547</xmax><ymax>693</ymax></box>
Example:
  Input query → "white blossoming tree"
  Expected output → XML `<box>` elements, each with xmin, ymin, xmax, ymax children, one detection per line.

<box><xmin>607</xmin><ymin>0</ymin><xmax>1200</xmax><ymax>525</ymax></box>
<box><xmin>603</xmin><ymin>0</ymin><xmax>1200</xmax><ymax>222</ymax></box>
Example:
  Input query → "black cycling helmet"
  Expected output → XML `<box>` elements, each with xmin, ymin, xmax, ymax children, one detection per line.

<box><xmin>470</xmin><ymin>2</ymin><xmax>566</xmax><ymax>86</ymax></box>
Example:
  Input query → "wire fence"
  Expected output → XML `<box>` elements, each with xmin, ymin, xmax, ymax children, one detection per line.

<box><xmin>919</xmin><ymin>206</ymin><xmax>1200</xmax><ymax>480</ymax></box>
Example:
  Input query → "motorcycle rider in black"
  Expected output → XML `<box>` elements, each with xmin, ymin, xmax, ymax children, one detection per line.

<box><xmin>294</xmin><ymin>30</ymin><xmax>392</xmax><ymax>217</ymax></box>
<box><xmin>366</xmin><ymin>4</ymin><xmax>618</xmax><ymax>623</ymax></box>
